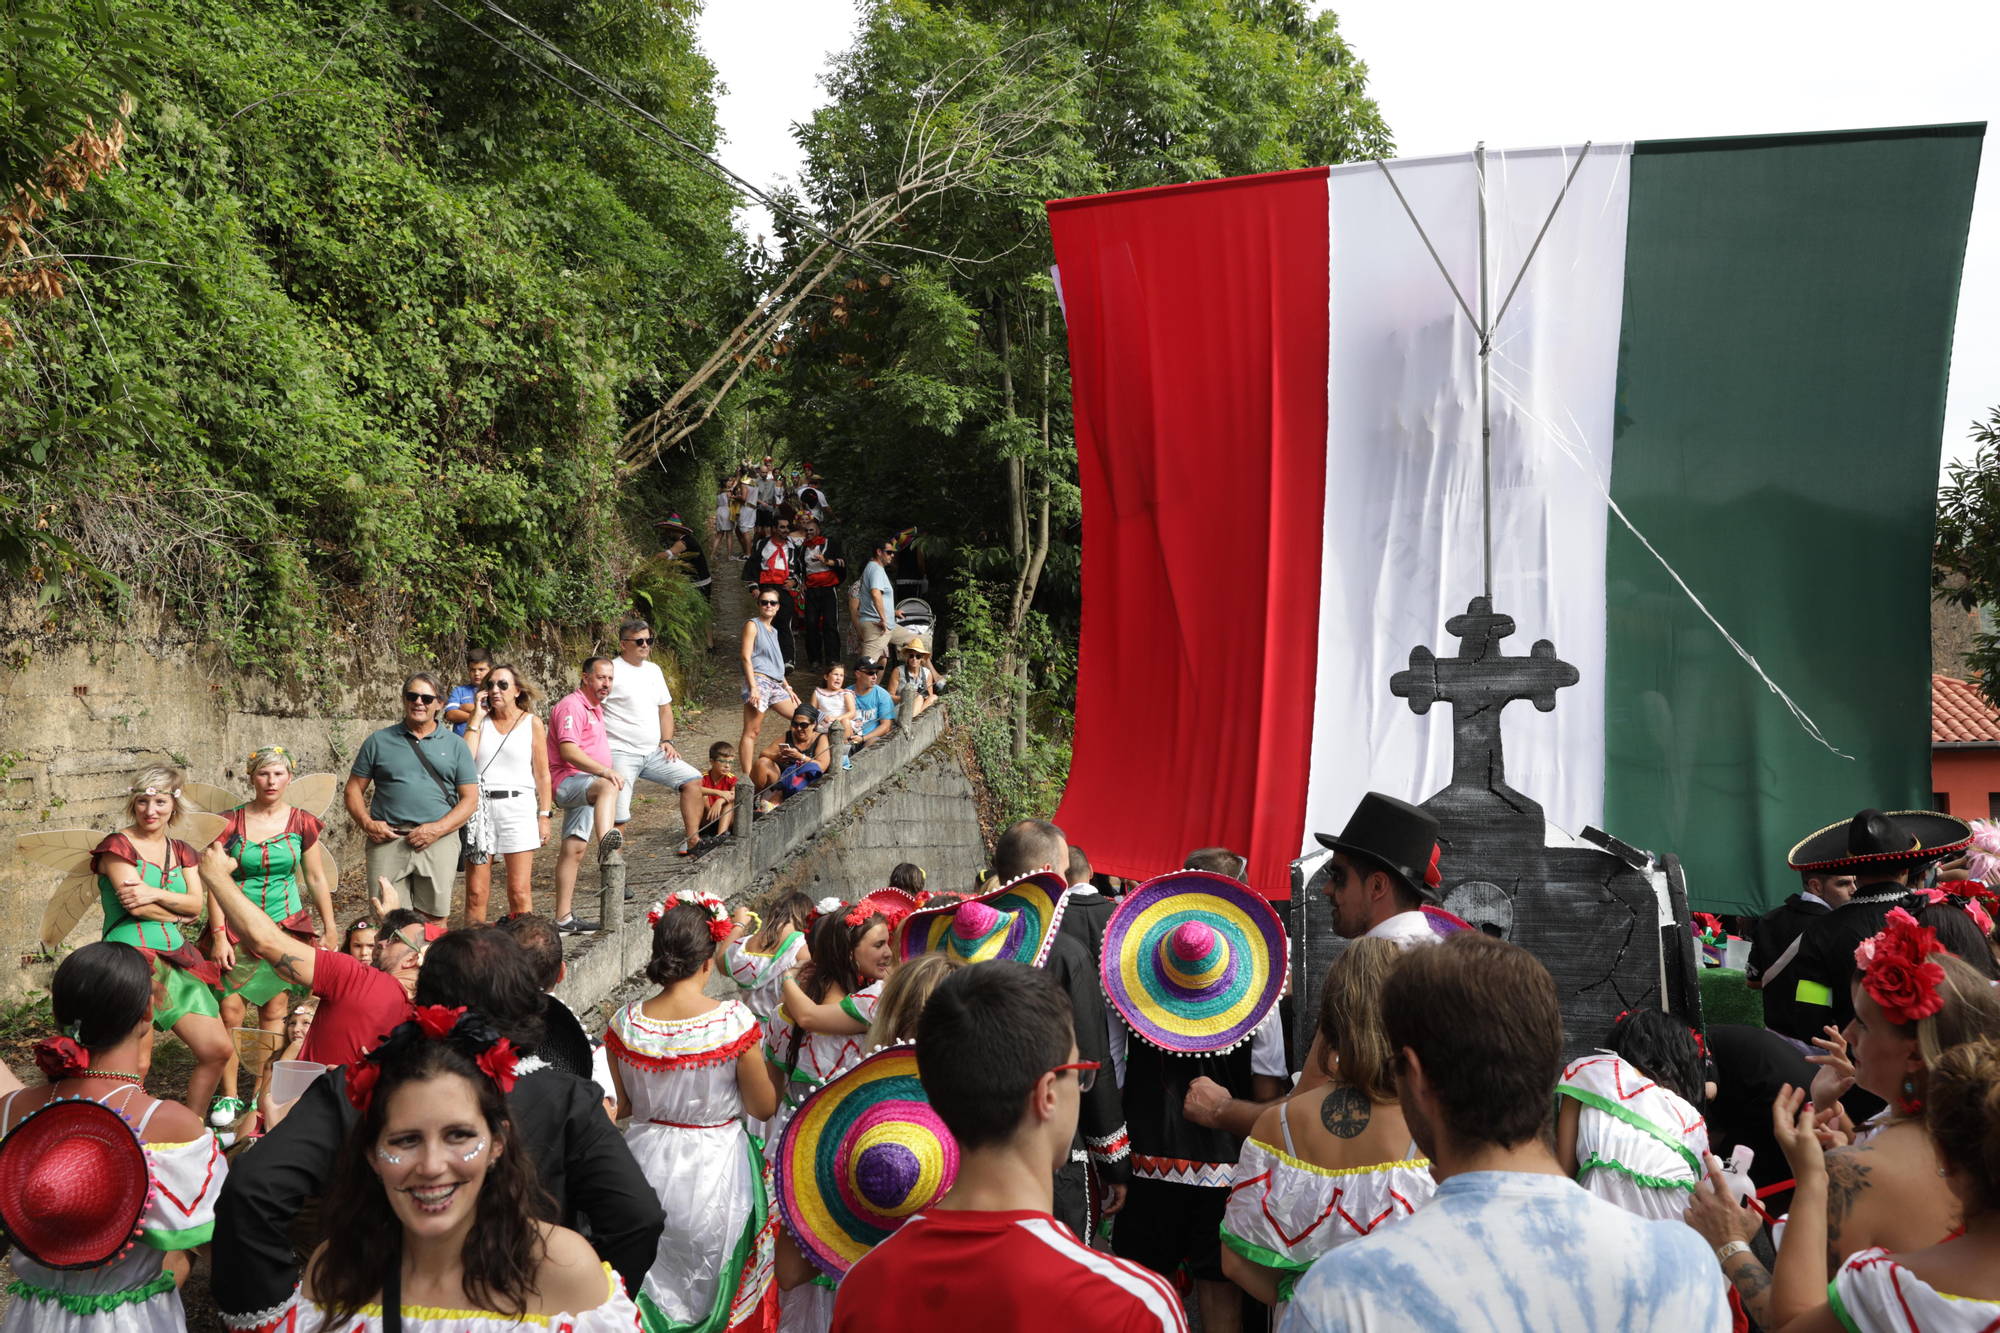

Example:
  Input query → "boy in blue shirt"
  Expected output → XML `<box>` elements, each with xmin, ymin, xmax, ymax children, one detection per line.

<box><xmin>442</xmin><ymin>648</ymin><xmax>491</xmax><ymax>736</ymax></box>
<box><xmin>849</xmin><ymin>659</ymin><xmax>896</xmax><ymax>752</ymax></box>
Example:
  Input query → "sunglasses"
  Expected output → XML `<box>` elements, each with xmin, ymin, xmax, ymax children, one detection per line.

<box><xmin>759</xmin><ymin>599</ymin><xmax>782</xmax><ymax>608</ymax></box>
<box><xmin>624</xmin><ymin>636</ymin><xmax>654</xmax><ymax>646</ymax></box>
<box><xmin>488</xmin><ymin>681</ymin><xmax>514</xmax><ymax>693</ymax></box>
<box><xmin>1050</xmin><ymin>1061</ymin><xmax>1100</xmax><ymax>1093</ymax></box>
<box><xmin>404</xmin><ymin>691</ymin><xmax>438</xmax><ymax>704</ymax></box>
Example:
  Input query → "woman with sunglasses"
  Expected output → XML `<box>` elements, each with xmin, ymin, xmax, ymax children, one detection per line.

<box><xmin>462</xmin><ymin>665</ymin><xmax>552</xmax><ymax>923</ymax></box>
<box><xmin>738</xmin><ymin>585</ymin><xmax>800</xmax><ymax>796</ymax></box>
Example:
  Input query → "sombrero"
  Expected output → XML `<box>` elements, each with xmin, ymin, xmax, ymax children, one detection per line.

<box><xmin>1101</xmin><ymin>870</ymin><xmax>1286</xmax><ymax>1054</ymax></box>
<box><xmin>0</xmin><ymin>1098</ymin><xmax>150</xmax><ymax>1269</ymax></box>
<box><xmin>852</xmin><ymin>889</ymin><xmax>924</xmax><ymax>933</ymax></box>
<box><xmin>651</xmin><ymin>513</ymin><xmax>694</xmax><ymax>540</ymax></box>
<box><xmin>1787</xmin><ymin>809</ymin><xmax>1972</xmax><ymax>874</ymax></box>
<box><xmin>898</xmin><ymin>871</ymin><xmax>1068</xmax><ymax>968</ymax></box>
<box><xmin>776</xmin><ymin>1044</ymin><xmax>958</xmax><ymax>1278</ymax></box>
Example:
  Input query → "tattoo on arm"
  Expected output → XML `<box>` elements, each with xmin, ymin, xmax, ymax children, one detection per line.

<box><xmin>1824</xmin><ymin>1151</ymin><xmax>1873</xmax><ymax>1269</ymax></box>
<box><xmin>1725</xmin><ymin>1256</ymin><xmax>1774</xmax><ymax>1329</ymax></box>
<box><xmin>272</xmin><ymin>950</ymin><xmax>312</xmax><ymax>986</ymax></box>
<box><xmin>1320</xmin><ymin>1085</ymin><xmax>1373</xmax><ymax>1139</ymax></box>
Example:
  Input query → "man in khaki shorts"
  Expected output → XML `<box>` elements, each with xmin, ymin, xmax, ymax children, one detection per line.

<box><xmin>857</xmin><ymin>535</ymin><xmax>922</xmax><ymax>665</ymax></box>
<box><xmin>344</xmin><ymin>672</ymin><xmax>479</xmax><ymax>922</ymax></box>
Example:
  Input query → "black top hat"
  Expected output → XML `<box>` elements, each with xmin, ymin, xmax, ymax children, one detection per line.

<box><xmin>1314</xmin><ymin>792</ymin><xmax>1443</xmax><ymax>904</ymax></box>
<box><xmin>1786</xmin><ymin>808</ymin><xmax>1972</xmax><ymax>874</ymax></box>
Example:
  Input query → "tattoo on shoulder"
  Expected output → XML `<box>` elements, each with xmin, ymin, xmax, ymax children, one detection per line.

<box><xmin>1320</xmin><ymin>1085</ymin><xmax>1372</xmax><ymax>1139</ymax></box>
<box><xmin>1825</xmin><ymin>1150</ymin><xmax>1873</xmax><ymax>1264</ymax></box>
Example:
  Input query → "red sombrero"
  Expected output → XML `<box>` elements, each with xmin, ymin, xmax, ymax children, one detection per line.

<box><xmin>0</xmin><ymin>1098</ymin><xmax>151</xmax><ymax>1269</ymax></box>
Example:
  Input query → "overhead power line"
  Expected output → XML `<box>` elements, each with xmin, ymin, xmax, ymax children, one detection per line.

<box><xmin>410</xmin><ymin>0</ymin><xmax>897</xmax><ymax>274</ymax></box>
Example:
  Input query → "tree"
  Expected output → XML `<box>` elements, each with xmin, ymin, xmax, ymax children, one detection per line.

<box><xmin>1935</xmin><ymin>406</ymin><xmax>2000</xmax><ymax>705</ymax></box>
<box><xmin>771</xmin><ymin>0</ymin><xmax>1390</xmax><ymax>773</ymax></box>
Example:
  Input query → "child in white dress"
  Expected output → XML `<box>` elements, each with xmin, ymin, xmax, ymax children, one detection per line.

<box><xmin>608</xmin><ymin>892</ymin><xmax>781</xmax><ymax>1333</ymax></box>
<box><xmin>1556</xmin><ymin>1007</ymin><xmax>1711</xmax><ymax>1221</ymax></box>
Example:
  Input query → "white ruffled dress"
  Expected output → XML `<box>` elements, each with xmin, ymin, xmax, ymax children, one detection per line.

<box><xmin>722</xmin><ymin>932</ymin><xmax>807</xmax><ymax>1029</ymax></box>
<box><xmin>1557</xmin><ymin>1052</ymin><xmax>1709</xmax><ymax>1221</ymax></box>
<box><xmin>605</xmin><ymin>1000</ymin><xmax>774</xmax><ymax>1333</ymax></box>
<box><xmin>222</xmin><ymin>1265</ymin><xmax>640</xmax><ymax>1333</ymax></box>
<box><xmin>761</xmin><ymin>981</ymin><xmax>881</xmax><ymax>1147</ymax></box>
<box><xmin>0</xmin><ymin>1095</ymin><xmax>226</xmax><ymax>1333</ymax></box>
<box><xmin>1829</xmin><ymin>1246</ymin><xmax>2000</xmax><ymax>1331</ymax></box>
<box><xmin>1220</xmin><ymin>1098</ymin><xmax>1434</xmax><ymax>1311</ymax></box>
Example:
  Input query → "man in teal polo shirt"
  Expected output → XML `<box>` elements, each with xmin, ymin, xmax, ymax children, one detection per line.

<box><xmin>343</xmin><ymin>672</ymin><xmax>479</xmax><ymax>922</ymax></box>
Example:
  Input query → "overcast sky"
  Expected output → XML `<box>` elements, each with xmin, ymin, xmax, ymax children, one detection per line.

<box><xmin>696</xmin><ymin>0</ymin><xmax>1999</xmax><ymax>477</ymax></box>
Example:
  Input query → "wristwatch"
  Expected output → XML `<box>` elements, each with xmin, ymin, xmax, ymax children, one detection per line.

<box><xmin>538</xmin><ymin>809</ymin><xmax>552</xmax><ymax>817</ymax></box>
<box><xmin>1714</xmin><ymin>1240</ymin><xmax>1751</xmax><ymax>1263</ymax></box>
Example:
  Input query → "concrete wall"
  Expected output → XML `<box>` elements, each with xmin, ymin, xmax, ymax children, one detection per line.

<box><xmin>551</xmin><ymin>705</ymin><xmax>987</xmax><ymax>1016</ymax></box>
<box><xmin>0</xmin><ymin>604</ymin><xmax>610</xmax><ymax>992</ymax></box>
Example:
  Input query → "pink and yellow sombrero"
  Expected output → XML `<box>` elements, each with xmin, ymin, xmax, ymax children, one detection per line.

<box><xmin>897</xmin><ymin>871</ymin><xmax>1068</xmax><ymax>968</ymax></box>
<box><xmin>775</xmin><ymin>1045</ymin><xmax>959</xmax><ymax>1278</ymax></box>
<box><xmin>1101</xmin><ymin>870</ymin><xmax>1286</xmax><ymax>1054</ymax></box>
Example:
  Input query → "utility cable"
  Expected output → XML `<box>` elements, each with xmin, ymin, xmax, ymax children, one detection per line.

<box><xmin>411</xmin><ymin>0</ymin><xmax>895</xmax><ymax>274</ymax></box>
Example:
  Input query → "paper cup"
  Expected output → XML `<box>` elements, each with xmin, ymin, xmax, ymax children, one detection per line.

<box><xmin>1723</xmin><ymin>937</ymin><xmax>1751</xmax><ymax>971</ymax></box>
<box><xmin>269</xmin><ymin>1060</ymin><xmax>327</xmax><ymax>1106</ymax></box>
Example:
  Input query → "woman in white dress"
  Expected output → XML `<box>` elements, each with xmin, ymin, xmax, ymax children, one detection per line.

<box><xmin>1221</xmin><ymin>938</ymin><xmax>1434</xmax><ymax>1317</ymax></box>
<box><xmin>1556</xmin><ymin>1006</ymin><xmax>1711</xmax><ymax>1220</ymax></box>
<box><xmin>768</xmin><ymin>899</ymin><xmax>898</xmax><ymax>1141</ymax></box>
<box><xmin>0</xmin><ymin>943</ymin><xmax>225</xmax><ymax>1333</ymax></box>
<box><xmin>725</xmin><ymin>891</ymin><xmax>815</xmax><ymax>1030</ymax></box>
<box><xmin>462</xmin><ymin>664</ymin><xmax>552</xmax><ymax>923</ymax></box>
<box><xmin>607</xmin><ymin>892</ymin><xmax>780</xmax><ymax>1333</ymax></box>
<box><xmin>1765</xmin><ymin>1038</ymin><xmax>2000</xmax><ymax>1331</ymax></box>
<box><xmin>229</xmin><ymin>1001</ymin><xmax>630</xmax><ymax>1333</ymax></box>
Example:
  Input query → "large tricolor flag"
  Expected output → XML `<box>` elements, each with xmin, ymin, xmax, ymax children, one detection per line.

<box><xmin>1047</xmin><ymin>124</ymin><xmax>1982</xmax><ymax>914</ymax></box>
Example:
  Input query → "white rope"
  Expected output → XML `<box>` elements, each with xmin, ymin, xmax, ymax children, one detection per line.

<box><xmin>1486</xmin><ymin>359</ymin><xmax>1853</xmax><ymax>760</ymax></box>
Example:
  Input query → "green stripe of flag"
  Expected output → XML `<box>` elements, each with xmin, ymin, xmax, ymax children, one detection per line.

<box><xmin>1603</xmin><ymin>124</ymin><xmax>1984</xmax><ymax>914</ymax></box>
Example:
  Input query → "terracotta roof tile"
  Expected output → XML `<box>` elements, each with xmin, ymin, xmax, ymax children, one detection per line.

<box><xmin>1933</xmin><ymin>675</ymin><xmax>2000</xmax><ymax>744</ymax></box>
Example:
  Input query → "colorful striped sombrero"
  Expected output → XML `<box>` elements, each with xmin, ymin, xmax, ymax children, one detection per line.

<box><xmin>897</xmin><ymin>871</ymin><xmax>1068</xmax><ymax>968</ymax></box>
<box><xmin>775</xmin><ymin>1045</ymin><xmax>959</xmax><ymax>1278</ymax></box>
<box><xmin>1101</xmin><ymin>870</ymin><xmax>1286</xmax><ymax>1054</ymax></box>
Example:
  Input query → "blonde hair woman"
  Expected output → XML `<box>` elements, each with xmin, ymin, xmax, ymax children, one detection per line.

<box><xmin>1221</xmin><ymin>937</ymin><xmax>1436</xmax><ymax>1313</ymax></box>
<box><xmin>95</xmin><ymin>764</ymin><xmax>233</xmax><ymax>1115</ymax></box>
<box><xmin>204</xmin><ymin>745</ymin><xmax>336</xmax><ymax>1125</ymax></box>
<box><xmin>866</xmin><ymin>953</ymin><xmax>952</xmax><ymax>1052</ymax></box>
<box><xmin>463</xmin><ymin>664</ymin><xmax>552</xmax><ymax>922</ymax></box>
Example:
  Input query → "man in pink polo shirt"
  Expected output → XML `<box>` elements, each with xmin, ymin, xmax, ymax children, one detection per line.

<box><xmin>549</xmin><ymin>656</ymin><xmax>626</xmax><ymax>935</ymax></box>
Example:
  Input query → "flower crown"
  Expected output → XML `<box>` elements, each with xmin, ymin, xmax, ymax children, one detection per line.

<box><xmin>1924</xmin><ymin>879</ymin><xmax>1998</xmax><ymax>935</ymax></box>
<box><xmin>1853</xmin><ymin>907</ymin><xmax>1947</xmax><ymax>1026</ymax></box>
<box><xmin>807</xmin><ymin>896</ymin><xmax>846</xmax><ymax>925</ymax></box>
<box><xmin>345</xmin><ymin>1005</ymin><xmax>519</xmax><ymax>1113</ymax></box>
<box><xmin>129</xmin><ymin>785</ymin><xmax>181</xmax><ymax>798</ymax></box>
<box><xmin>647</xmin><ymin>889</ymin><xmax>734</xmax><ymax>942</ymax></box>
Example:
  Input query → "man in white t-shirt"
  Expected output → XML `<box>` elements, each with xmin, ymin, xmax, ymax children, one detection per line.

<box><xmin>604</xmin><ymin>618</ymin><xmax>708</xmax><ymax>856</ymax></box>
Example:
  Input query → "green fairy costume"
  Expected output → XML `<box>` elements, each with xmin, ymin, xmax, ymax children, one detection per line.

<box><xmin>211</xmin><ymin>806</ymin><xmax>325</xmax><ymax>1007</ymax></box>
<box><xmin>92</xmin><ymin>832</ymin><xmax>222</xmax><ymax>1030</ymax></box>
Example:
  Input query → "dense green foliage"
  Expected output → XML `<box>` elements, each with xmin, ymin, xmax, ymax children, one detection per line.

<box><xmin>767</xmin><ymin>0</ymin><xmax>1390</xmax><ymax>811</ymax></box>
<box><xmin>1934</xmin><ymin>406</ymin><xmax>2000</xmax><ymax>704</ymax></box>
<box><xmin>3</xmin><ymin>0</ymin><xmax>739</xmax><ymax>672</ymax></box>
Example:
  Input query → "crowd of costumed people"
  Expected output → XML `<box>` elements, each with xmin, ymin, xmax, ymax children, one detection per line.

<box><xmin>6</xmin><ymin>778</ymin><xmax>2000</xmax><ymax>1333</ymax></box>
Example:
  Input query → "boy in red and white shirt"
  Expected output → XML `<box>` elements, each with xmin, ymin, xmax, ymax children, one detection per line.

<box><xmin>833</xmin><ymin>962</ymin><xmax>1186</xmax><ymax>1333</ymax></box>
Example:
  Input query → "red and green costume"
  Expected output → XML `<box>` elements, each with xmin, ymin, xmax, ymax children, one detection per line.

<box><xmin>92</xmin><ymin>832</ymin><xmax>222</xmax><ymax>1030</ymax></box>
<box><xmin>210</xmin><ymin>806</ymin><xmax>324</xmax><ymax>1007</ymax></box>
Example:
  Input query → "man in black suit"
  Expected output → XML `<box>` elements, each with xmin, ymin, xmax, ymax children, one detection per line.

<box><xmin>1746</xmin><ymin>867</ymin><xmax>1854</xmax><ymax>1039</ymax></box>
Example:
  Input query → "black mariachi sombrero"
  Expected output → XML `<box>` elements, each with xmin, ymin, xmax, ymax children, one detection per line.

<box><xmin>1786</xmin><ymin>808</ymin><xmax>1972</xmax><ymax>874</ymax></box>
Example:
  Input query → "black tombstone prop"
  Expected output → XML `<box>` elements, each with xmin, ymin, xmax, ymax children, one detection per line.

<box><xmin>1289</xmin><ymin>597</ymin><xmax>1703</xmax><ymax>1064</ymax></box>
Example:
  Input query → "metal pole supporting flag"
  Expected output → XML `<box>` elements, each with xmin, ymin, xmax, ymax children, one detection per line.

<box><xmin>1476</xmin><ymin>142</ymin><xmax>1492</xmax><ymax>601</ymax></box>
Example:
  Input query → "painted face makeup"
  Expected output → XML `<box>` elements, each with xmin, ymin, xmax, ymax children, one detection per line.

<box><xmin>371</xmin><ymin>1075</ymin><xmax>495</xmax><ymax>1226</ymax></box>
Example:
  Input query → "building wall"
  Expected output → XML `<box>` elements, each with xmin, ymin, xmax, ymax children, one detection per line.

<box><xmin>1931</xmin><ymin>748</ymin><xmax>2000</xmax><ymax>820</ymax></box>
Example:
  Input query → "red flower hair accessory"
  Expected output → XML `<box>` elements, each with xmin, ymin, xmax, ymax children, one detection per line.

<box><xmin>653</xmin><ymin>889</ymin><xmax>734</xmax><ymax>941</ymax></box>
<box><xmin>32</xmin><ymin>1036</ymin><xmax>89</xmax><ymax>1082</ymax></box>
<box><xmin>1853</xmin><ymin>907</ymin><xmax>1947</xmax><ymax>1026</ymax></box>
<box><xmin>342</xmin><ymin>1007</ymin><xmax>516</xmax><ymax>1113</ymax></box>
<box><xmin>475</xmin><ymin>1036</ymin><xmax>520</xmax><ymax>1095</ymax></box>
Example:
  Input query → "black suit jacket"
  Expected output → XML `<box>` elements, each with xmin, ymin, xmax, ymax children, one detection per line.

<box><xmin>1747</xmin><ymin>894</ymin><xmax>1830</xmax><ymax>1037</ymax></box>
<box><xmin>211</xmin><ymin>1065</ymin><xmax>664</xmax><ymax>1318</ymax></box>
<box><xmin>1044</xmin><ymin>932</ymin><xmax>1131</xmax><ymax>1187</ymax></box>
<box><xmin>1056</xmin><ymin>888</ymin><xmax>1116</xmax><ymax>967</ymax></box>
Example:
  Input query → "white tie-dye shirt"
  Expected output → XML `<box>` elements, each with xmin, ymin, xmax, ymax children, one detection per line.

<box><xmin>1280</xmin><ymin>1171</ymin><xmax>1729</xmax><ymax>1333</ymax></box>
